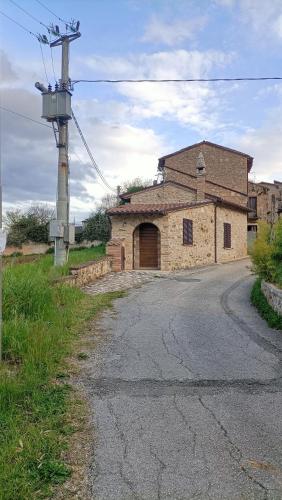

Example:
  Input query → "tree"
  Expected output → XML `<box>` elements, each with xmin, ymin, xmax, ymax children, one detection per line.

<box><xmin>82</xmin><ymin>210</ymin><xmax>111</xmax><ymax>243</ymax></box>
<box><xmin>121</xmin><ymin>177</ymin><xmax>152</xmax><ymax>195</ymax></box>
<box><xmin>5</xmin><ymin>204</ymin><xmax>55</xmax><ymax>247</ymax></box>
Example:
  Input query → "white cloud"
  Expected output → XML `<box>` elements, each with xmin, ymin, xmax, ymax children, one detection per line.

<box><xmin>232</xmin><ymin>107</ymin><xmax>282</xmax><ymax>183</ymax></box>
<box><xmin>141</xmin><ymin>15</ymin><xmax>207</xmax><ymax>46</ymax></box>
<box><xmin>80</xmin><ymin>49</ymin><xmax>235</xmax><ymax>134</ymax></box>
<box><xmin>216</xmin><ymin>0</ymin><xmax>282</xmax><ymax>41</ymax></box>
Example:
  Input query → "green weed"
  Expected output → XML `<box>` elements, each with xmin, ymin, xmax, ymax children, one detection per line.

<box><xmin>0</xmin><ymin>245</ymin><xmax>124</xmax><ymax>499</ymax></box>
<box><xmin>251</xmin><ymin>279</ymin><xmax>282</xmax><ymax>330</ymax></box>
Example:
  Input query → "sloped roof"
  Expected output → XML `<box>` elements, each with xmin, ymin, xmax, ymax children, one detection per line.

<box><xmin>108</xmin><ymin>199</ymin><xmax>250</xmax><ymax>216</ymax></box>
<box><xmin>108</xmin><ymin>201</ymin><xmax>212</xmax><ymax>216</ymax></box>
<box><xmin>158</xmin><ymin>140</ymin><xmax>253</xmax><ymax>172</ymax></box>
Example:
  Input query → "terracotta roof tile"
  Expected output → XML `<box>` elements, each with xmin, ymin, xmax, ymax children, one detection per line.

<box><xmin>107</xmin><ymin>201</ymin><xmax>212</xmax><ymax>216</ymax></box>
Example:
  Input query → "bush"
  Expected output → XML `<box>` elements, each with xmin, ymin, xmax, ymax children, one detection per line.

<box><xmin>45</xmin><ymin>247</ymin><xmax>54</xmax><ymax>254</ymax></box>
<box><xmin>251</xmin><ymin>279</ymin><xmax>282</xmax><ymax>329</ymax></box>
<box><xmin>251</xmin><ymin>219</ymin><xmax>282</xmax><ymax>287</ymax></box>
<box><xmin>10</xmin><ymin>251</ymin><xmax>23</xmax><ymax>257</ymax></box>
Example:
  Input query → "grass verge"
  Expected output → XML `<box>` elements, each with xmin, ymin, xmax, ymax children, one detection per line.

<box><xmin>251</xmin><ymin>279</ymin><xmax>282</xmax><ymax>330</ymax></box>
<box><xmin>0</xmin><ymin>246</ymin><xmax>124</xmax><ymax>499</ymax></box>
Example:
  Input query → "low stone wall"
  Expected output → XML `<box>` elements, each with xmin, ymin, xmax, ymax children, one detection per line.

<box><xmin>261</xmin><ymin>280</ymin><xmax>282</xmax><ymax>316</ymax></box>
<box><xmin>4</xmin><ymin>243</ymin><xmax>50</xmax><ymax>256</ymax></box>
<box><xmin>4</xmin><ymin>240</ymin><xmax>102</xmax><ymax>257</ymax></box>
<box><xmin>60</xmin><ymin>256</ymin><xmax>113</xmax><ymax>287</ymax></box>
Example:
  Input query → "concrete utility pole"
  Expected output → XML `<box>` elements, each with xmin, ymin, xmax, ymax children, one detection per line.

<box><xmin>50</xmin><ymin>33</ymin><xmax>80</xmax><ymax>265</ymax></box>
<box><xmin>36</xmin><ymin>30</ymin><xmax>80</xmax><ymax>266</ymax></box>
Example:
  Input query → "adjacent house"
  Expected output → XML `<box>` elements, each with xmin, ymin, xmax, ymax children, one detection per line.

<box><xmin>248</xmin><ymin>179</ymin><xmax>282</xmax><ymax>229</ymax></box>
<box><xmin>106</xmin><ymin>141</ymin><xmax>250</xmax><ymax>271</ymax></box>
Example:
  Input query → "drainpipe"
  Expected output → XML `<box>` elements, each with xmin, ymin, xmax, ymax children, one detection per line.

<box><xmin>214</xmin><ymin>204</ymin><xmax>217</xmax><ymax>263</ymax></box>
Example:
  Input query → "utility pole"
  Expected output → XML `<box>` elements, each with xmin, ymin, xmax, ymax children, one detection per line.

<box><xmin>36</xmin><ymin>29</ymin><xmax>80</xmax><ymax>266</ymax></box>
<box><xmin>50</xmin><ymin>33</ymin><xmax>80</xmax><ymax>265</ymax></box>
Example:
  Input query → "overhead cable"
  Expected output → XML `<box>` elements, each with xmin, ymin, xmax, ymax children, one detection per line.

<box><xmin>39</xmin><ymin>42</ymin><xmax>49</xmax><ymax>83</ymax></box>
<box><xmin>72</xmin><ymin>77</ymin><xmax>282</xmax><ymax>84</ymax></box>
<box><xmin>0</xmin><ymin>9</ymin><xmax>38</xmax><ymax>38</ymax></box>
<box><xmin>34</xmin><ymin>0</ymin><xmax>69</xmax><ymax>25</ymax></box>
<box><xmin>71</xmin><ymin>109</ymin><xmax>116</xmax><ymax>193</ymax></box>
<box><xmin>9</xmin><ymin>0</ymin><xmax>49</xmax><ymax>29</ymax></box>
<box><xmin>0</xmin><ymin>105</ymin><xmax>53</xmax><ymax>129</ymax></box>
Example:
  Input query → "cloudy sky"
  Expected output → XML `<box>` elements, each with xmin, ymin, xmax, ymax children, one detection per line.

<box><xmin>1</xmin><ymin>0</ymin><xmax>282</xmax><ymax>222</ymax></box>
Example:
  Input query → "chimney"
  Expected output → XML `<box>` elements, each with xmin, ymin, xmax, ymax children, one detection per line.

<box><xmin>196</xmin><ymin>152</ymin><xmax>206</xmax><ymax>201</ymax></box>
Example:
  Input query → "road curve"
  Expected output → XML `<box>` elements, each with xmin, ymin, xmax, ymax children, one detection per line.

<box><xmin>82</xmin><ymin>260</ymin><xmax>282</xmax><ymax>500</ymax></box>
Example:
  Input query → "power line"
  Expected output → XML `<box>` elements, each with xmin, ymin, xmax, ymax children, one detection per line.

<box><xmin>39</xmin><ymin>42</ymin><xmax>49</xmax><ymax>83</ymax></box>
<box><xmin>34</xmin><ymin>0</ymin><xmax>69</xmax><ymax>25</ymax></box>
<box><xmin>72</xmin><ymin>77</ymin><xmax>282</xmax><ymax>84</ymax></box>
<box><xmin>9</xmin><ymin>0</ymin><xmax>49</xmax><ymax>30</ymax></box>
<box><xmin>0</xmin><ymin>9</ymin><xmax>38</xmax><ymax>38</ymax></box>
<box><xmin>71</xmin><ymin>109</ymin><xmax>115</xmax><ymax>193</ymax></box>
<box><xmin>0</xmin><ymin>105</ymin><xmax>53</xmax><ymax>129</ymax></box>
<box><xmin>50</xmin><ymin>45</ymin><xmax>57</xmax><ymax>82</ymax></box>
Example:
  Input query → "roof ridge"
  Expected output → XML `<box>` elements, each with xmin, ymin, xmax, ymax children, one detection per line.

<box><xmin>158</xmin><ymin>141</ymin><xmax>253</xmax><ymax>172</ymax></box>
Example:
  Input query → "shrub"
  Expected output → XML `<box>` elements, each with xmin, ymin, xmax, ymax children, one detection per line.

<box><xmin>45</xmin><ymin>247</ymin><xmax>54</xmax><ymax>254</ymax></box>
<box><xmin>251</xmin><ymin>220</ymin><xmax>282</xmax><ymax>286</ymax></box>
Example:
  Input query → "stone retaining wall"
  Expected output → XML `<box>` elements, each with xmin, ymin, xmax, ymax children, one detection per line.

<box><xmin>261</xmin><ymin>280</ymin><xmax>282</xmax><ymax>316</ymax></box>
<box><xmin>58</xmin><ymin>256</ymin><xmax>113</xmax><ymax>287</ymax></box>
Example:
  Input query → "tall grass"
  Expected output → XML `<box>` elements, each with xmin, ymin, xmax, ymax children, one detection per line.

<box><xmin>0</xmin><ymin>244</ymin><xmax>124</xmax><ymax>499</ymax></box>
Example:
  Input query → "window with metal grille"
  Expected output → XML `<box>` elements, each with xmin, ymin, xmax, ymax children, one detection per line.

<box><xmin>183</xmin><ymin>219</ymin><xmax>193</xmax><ymax>245</ymax></box>
<box><xmin>224</xmin><ymin>223</ymin><xmax>231</xmax><ymax>249</ymax></box>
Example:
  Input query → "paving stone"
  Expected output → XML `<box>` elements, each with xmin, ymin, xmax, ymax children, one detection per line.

<box><xmin>83</xmin><ymin>271</ymin><xmax>165</xmax><ymax>295</ymax></box>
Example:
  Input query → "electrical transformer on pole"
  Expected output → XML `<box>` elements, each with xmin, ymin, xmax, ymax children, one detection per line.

<box><xmin>35</xmin><ymin>28</ymin><xmax>81</xmax><ymax>266</ymax></box>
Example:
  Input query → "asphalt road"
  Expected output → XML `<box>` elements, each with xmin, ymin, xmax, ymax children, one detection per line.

<box><xmin>83</xmin><ymin>260</ymin><xmax>282</xmax><ymax>500</ymax></box>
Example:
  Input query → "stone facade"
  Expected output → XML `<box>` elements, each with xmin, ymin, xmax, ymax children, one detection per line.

<box><xmin>166</xmin><ymin>204</ymin><xmax>215</xmax><ymax>270</ymax></box>
<box><xmin>248</xmin><ymin>180</ymin><xmax>282</xmax><ymax>225</ymax></box>
<box><xmin>216</xmin><ymin>206</ymin><xmax>247</xmax><ymax>262</ymax></box>
<box><xmin>160</xmin><ymin>142</ymin><xmax>250</xmax><ymax>206</ymax></box>
<box><xmin>109</xmin><ymin>203</ymin><xmax>247</xmax><ymax>271</ymax></box>
<box><xmin>261</xmin><ymin>280</ymin><xmax>282</xmax><ymax>316</ymax></box>
<box><xmin>107</xmin><ymin>142</ymin><xmax>250</xmax><ymax>272</ymax></box>
<box><xmin>129</xmin><ymin>182</ymin><xmax>196</xmax><ymax>205</ymax></box>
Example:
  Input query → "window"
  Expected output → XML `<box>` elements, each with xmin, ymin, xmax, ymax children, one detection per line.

<box><xmin>224</xmin><ymin>223</ymin><xmax>231</xmax><ymax>249</ymax></box>
<box><xmin>183</xmin><ymin>219</ymin><xmax>193</xmax><ymax>245</ymax></box>
<box><xmin>248</xmin><ymin>196</ymin><xmax>257</xmax><ymax>217</ymax></box>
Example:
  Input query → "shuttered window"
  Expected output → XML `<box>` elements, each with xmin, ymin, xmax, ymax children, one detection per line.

<box><xmin>224</xmin><ymin>223</ymin><xmax>231</xmax><ymax>249</ymax></box>
<box><xmin>183</xmin><ymin>219</ymin><xmax>193</xmax><ymax>245</ymax></box>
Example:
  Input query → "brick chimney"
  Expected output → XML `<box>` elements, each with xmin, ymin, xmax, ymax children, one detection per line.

<box><xmin>196</xmin><ymin>152</ymin><xmax>206</xmax><ymax>201</ymax></box>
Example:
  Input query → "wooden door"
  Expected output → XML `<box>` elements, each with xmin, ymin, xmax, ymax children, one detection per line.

<box><xmin>139</xmin><ymin>223</ymin><xmax>159</xmax><ymax>269</ymax></box>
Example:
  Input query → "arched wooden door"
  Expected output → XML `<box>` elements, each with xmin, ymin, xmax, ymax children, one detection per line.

<box><xmin>139</xmin><ymin>223</ymin><xmax>160</xmax><ymax>269</ymax></box>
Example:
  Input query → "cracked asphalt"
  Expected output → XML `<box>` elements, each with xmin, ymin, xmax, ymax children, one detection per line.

<box><xmin>82</xmin><ymin>260</ymin><xmax>282</xmax><ymax>500</ymax></box>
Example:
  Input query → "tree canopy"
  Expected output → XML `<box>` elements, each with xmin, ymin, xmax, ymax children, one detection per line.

<box><xmin>5</xmin><ymin>205</ymin><xmax>55</xmax><ymax>247</ymax></box>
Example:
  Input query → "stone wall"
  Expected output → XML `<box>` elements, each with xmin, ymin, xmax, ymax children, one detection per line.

<box><xmin>216</xmin><ymin>206</ymin><xmax>247</xmax><ymax>262</ymax></box>
<box><xmin>163</xmin><ymin>143</ymin><xmax>248</xmax><ymax>206</ymax></box>
<box><xmin>4</xmin><ymin>243</ymin><xmax>50</xmax><ymax>256</ymax></box>
<box><xmin>110</xmin><ymin>214</ymin><xmax>167</xmax><ymax>270</ymax></box>
<box><xmin>4</xmin><ymin>240</ymin><xmax>102</xmax><ymax>257</ymax></box>
<box><xmin>61</xmin><ymin>256</ymin><xmax>113</xmax><ymax>287</ymax></box>
<box><xmin>130</xmin><ymin>183</ymin><xmax>196</xmax><ymax>204</ymax></box>
<box><xmin>109</xmin><ymin>203</ymin><xmax>247</xmax><ymax>271</ymax></box>
<box><xmin>261</xmin><ymin>280</ymin><xmax>282</xmax><ymax>316</ymax></box>
<box><xmin>166</xmin><ymin>204</ymin><xmax>215</xmax><ymax>270</ymax></box>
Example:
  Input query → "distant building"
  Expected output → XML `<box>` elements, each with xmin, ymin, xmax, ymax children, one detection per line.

<box><xmin>248</xmin><ymin>180</ymin><xmax>282</xmax><ymax>243</ymax></box>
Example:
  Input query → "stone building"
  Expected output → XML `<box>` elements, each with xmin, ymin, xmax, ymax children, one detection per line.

<box><xmin>248</xmin><ymin>180</ymin><xmax>282</xmax><ymax>226</ymax></box>
<box><xmin>106</xmin><ymin>141</ymin><xmax>250</xmax><ymax>271</ymax></box>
